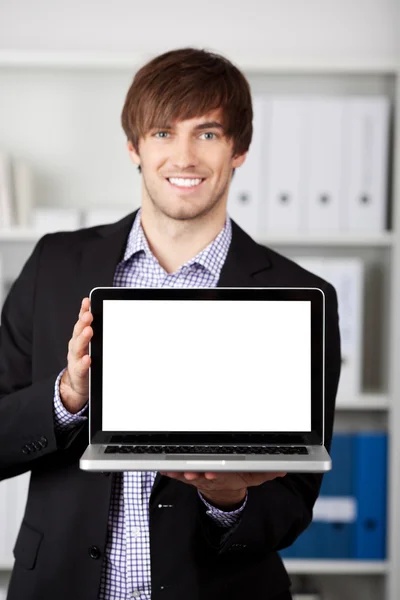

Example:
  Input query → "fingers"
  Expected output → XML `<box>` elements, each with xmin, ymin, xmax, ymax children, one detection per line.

<box><xmin>160</xmin><ymin>472</ymin><xmax>218</xmax><ymax>480</ymax></box>
<box><xmin>78</xmin><ymin>297</ymin><xmax>90</xmax><ymax>319</ymax></box>
<box><xmin>160</xmin><ymin>471</ymin><xmax>286</xmax><ymax>483</ymax></box>
<box><xmin>74</xmin><ymin>324</ymin><xmax>93</xmax><ymax>361</ymax></box>
<box><xmin>66</xmin><ymin>298</ymin><xmax>93</xmax><ymax>387</ymax></box>
<box><xmin>61</xmin><ymin>298</ymin><xmax>94</xmax><ymax>410</ymax></box>
<box><xmin>74</xmin><ymin>298</ymin><xmax>92</xmax><ymax>336</ymax></box>
<box><xmin>71</xmin><ymin>299</ymin><xmax>93</xmax><ymax>361</ymax></box>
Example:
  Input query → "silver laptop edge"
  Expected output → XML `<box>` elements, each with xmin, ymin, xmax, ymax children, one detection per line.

<box><xmin>80</xmin><ymin>287</ymin><xmax>330</xmax><ymax>473</ymax></box>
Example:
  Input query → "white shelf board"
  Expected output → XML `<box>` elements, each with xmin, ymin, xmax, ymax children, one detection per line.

<box><xmin>236</xmin><ymin>56</ymin><xmax>398</xmax><ymax>75</ymax></box>
<box><xmin>0</xmin><ymin>51</ymin><xmax>149</xmax><ymax>70</ymax></box>
<box><xmin>0</xmin><ymin>558</ymin><xmax>390</xmax><ymax>573</ymax></box>
<box><xmin>335</xmin><ymin>393</ymin><xmax>389</xmax><ymax>411</ymax></box>
<box><xmin>257</xmin><ymin>232</ymin><xmax>394</xmax><ymax>247</ymax></box>
<box><xmin>0</xmin><ymin>51</ymin><xmax>397</xmax><ymax>75</ymax></box>
<box><xmin>0</xmin><ymin>229</ymin><xmax>42</xmax><ymax>242</ymax></box>
<box><xmin>283</xmin><ymin>559</ymin><xmax>388</xmax><ymax>575</ymax></box>
<box><xmin>0</xmin><ymin>229</ymin><xmax>394</xmax><ymax>247</ymax></box>
<box><xmin>0</xmin><ymin>556</ymin><xmax>13</xmax><ymax>570</ymax></box>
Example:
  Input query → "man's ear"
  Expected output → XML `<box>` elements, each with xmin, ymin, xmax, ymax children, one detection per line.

<box><xmin>127</xmin><ymin>140</ymin><xmax>141</xmax><ymax>168</ymax></box>
<box><xmin>232</xmin><ymin>151</ymin><xmax>247</xmax><ymax>169</ymax></box>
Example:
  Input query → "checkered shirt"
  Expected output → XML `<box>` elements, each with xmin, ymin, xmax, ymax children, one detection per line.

<box><xmin>53</xmin><ymin>209</ymin><xmax>247</xmax><ymax>600</ymax></box>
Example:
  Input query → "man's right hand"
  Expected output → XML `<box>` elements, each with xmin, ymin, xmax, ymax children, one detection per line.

<box><xmin>60</xmin><ymin>297</ymin><xmax>93</xmax><ymax>414</ymax></box>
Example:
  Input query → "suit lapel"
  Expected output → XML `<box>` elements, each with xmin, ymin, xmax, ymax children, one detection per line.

<box><xmin>77</xmin><ymin>214</ymin><xmax>272</xmax><ymax>295</ymax></box>
<box><xmin>218</xmin><ymin>220</ymin><xmax>272</xmax><ymax>287</ymax></box>
<box><xmin>77</xmin><ymin>211</ymin><xmax>138</xmax><ymax>298</ymax></box>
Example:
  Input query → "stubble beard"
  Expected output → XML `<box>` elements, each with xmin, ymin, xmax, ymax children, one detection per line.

<box><xmin>142</xmin><ymin>174</ymin><xmax>229</xmax><ymax>223</ymax></box>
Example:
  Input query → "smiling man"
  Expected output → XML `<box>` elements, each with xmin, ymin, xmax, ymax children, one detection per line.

<box><xmin>126</xmin><ymin>107</ymin><xmax>244</xmax><ymax>274</ymax></box>
<box><xmin>0</xmin><ymin>48</ymin><xmax>341</xmax><ymax>600</ymax></box>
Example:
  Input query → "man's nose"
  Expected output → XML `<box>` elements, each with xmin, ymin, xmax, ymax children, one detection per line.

<box><xmin>170</xmin><ymin>139</ymin><xmax>199</xmax><ymax>170</ymax></box>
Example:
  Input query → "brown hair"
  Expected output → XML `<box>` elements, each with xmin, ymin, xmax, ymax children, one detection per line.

<box><xmin>121</xmin><ymin>47</ymin><xmax>253</xmax><ymax>157</ymax></box>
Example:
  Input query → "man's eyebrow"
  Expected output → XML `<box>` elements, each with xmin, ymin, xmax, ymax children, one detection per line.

<box><xmin>195</xmin><ymin>121</ymin><xmax>225</xmax><ymax>131</ymax></box>
<box><xmin>149</xmin><ymin>121</ymin><xmax>225</xmax><ymax>131</ymax></box>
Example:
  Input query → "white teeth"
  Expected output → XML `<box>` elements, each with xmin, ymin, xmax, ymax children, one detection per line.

<box><xmin>168</xmin><ymin>177</ymin><xmax>202</xmax><ymax>187</ymax></box>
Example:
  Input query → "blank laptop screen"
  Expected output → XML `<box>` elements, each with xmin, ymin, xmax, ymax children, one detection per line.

<box><xmin>101</xmin><ymin>299</ymin><xmax>311</xmax><ymax>432</ymax></box>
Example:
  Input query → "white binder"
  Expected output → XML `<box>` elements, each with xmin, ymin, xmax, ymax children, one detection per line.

<box><xmin>227</xmin><ymin>96</ymin><xmax>270</xmax><ymax>239</ymax></box>
<box><xmin>0</xmin><ymin>479</ymin><xmax>8</xmax><ymax>565</ymax></box>
<box><xmin>0</xmin><ymin>472</ymin><xmax>30</xmax><ymax>568</ymax></box>
<box><xmin>13</xmin><ymin>158</ymin><xmax>34</xmax><ymax>227</ymax></box>
<box><xmin>0</xmin><ymin>153</ymin><xmax>14</xmax><ymax>228</ymax></box>
<box><xmin>0</xmin><ymin>254</ymin><xmax>3</xmax><ymax>316</ymax></box>
<box><xmin>305</xmin><ymin>99</ymin><xmax>344</xmax><ymax>233</ymax></box>
<box><xmin>341</xmin><ymin>97</ymin><xmax>390</xmax><ymax>232</ymax></box>
<box><xmin>82</xmin><ymin>207</ymin><xmax>130</xmax><ymax>228</ymax></box>
<box><xmin>265</xmin><ymin>98</ymin><xmax>307</xmax><ymax>234</ymax></box>
<box><xmin>294</xmin><ymin>257</ymin><xmax>364</xmax><ymax>405</ymax></box>
<box><xmin>33</xmin><ymin>207</ymin><xmax>82</xmax><ymax>233</ymax></box>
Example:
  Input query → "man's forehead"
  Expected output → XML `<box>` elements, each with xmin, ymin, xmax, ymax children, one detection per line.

<box><xmin>153</xmin><ymin>108</ymin><xmax>226</xmax><ymax>129</ymax></box>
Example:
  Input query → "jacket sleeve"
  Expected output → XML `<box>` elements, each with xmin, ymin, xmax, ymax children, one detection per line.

<box><xmin>0</xmin><ymin>236</ymin><xmax>86</xmax><ymax>481</ymax></box>
<box><xmin>200</xmin><ymin>282</ymin><xmax>341</xmax><ymax>554</ymax></box>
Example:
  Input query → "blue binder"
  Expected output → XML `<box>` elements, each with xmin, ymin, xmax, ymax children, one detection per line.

<box><xmin>279</xmin><ymin>432</ymin><xmax>387</xmax><ymax>560</ymax></box>
<box><xmin>354</xmin><ymin>433</ymin><xmax>387</xmax><ymax>559</ymax></box>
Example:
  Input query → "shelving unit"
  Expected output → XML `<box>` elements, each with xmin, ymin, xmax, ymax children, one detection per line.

<box><xmin>0</xmin><ymin>48</ymin><xmax>398</xmax><ymax>600</ymax></box>
<box><xmin>0</xmin><ymin>228</ymin><xmax>394</xmax><ymax>246</ymax></box>
<box><xmin>283</xmin><ymin>560</ymin><xmax>389</xmax><ymax>576</ymax></box>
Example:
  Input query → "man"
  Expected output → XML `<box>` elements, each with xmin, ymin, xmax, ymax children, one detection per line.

<box><xmin>0</xmin><ymin>48</ymin><xmax>341</xmax><ymax>600</ymax></box>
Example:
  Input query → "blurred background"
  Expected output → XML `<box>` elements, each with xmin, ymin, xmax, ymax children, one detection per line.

<box><xmin>0</xmin><ymin>1</ymin><xmax>399</xmax><ymax>599</ymax></box>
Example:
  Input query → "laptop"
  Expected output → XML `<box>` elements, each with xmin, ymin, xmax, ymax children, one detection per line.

<box><xmin>80</xmin><ymin>287</ymin><xmax>331</xmax><ymax>473</ymax></box>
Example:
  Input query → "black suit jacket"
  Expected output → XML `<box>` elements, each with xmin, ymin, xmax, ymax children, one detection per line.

<box><xmin>0</xmin><ymin>211</ymin><xmax>341</xmax><ymax>600</ymax></box>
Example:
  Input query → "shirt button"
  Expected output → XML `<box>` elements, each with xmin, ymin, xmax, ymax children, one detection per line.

<box><xmin>132</xmin><ymin>527</ymin><xmax>140</xmax><ymax>538</ymax></box>
<box><xmin>131</xmin><ymin>592</ymin><xmax>141</xmax><ymax>599</ymax></box>
<box><xmin>88</xmin><ymin>545</ymin><xmax>101</xmax><ymax>560</ymax></box>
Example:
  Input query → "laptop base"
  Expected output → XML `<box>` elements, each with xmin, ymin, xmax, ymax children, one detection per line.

<box><xmin>80</xmin><ymin>444</ymin><xmax>331</xmax><ymax>472</ymax></box>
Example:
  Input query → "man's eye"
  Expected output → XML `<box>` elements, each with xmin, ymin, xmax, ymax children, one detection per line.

<box><xmin>154</xmin><ymin>131</ymin><xmax>169</xmax><ymax>138</ymax></box>
<box><xmin>200</xmin><ymin>132</ymin><xmax>216</xmax><ymax>140</ymax></box>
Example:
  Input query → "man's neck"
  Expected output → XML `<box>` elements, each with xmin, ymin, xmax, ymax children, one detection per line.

<box><xmin>140</xmin><ymin>205</ymin><xmax>227</xmax><ymax>274</ymax></box>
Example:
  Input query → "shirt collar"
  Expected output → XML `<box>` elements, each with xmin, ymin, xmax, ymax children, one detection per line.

<box><xmin>122</xmin><ymin>208</ymin><xmax>232</xmax><ymax>278</ymax></box>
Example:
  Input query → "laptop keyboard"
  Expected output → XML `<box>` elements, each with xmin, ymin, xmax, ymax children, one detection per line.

<box><xmin>104</xmin><ymin>445</ymin><xmax>308</xmax><ymax>455</ymax></box>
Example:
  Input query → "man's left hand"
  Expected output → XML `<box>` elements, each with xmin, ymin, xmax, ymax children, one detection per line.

<box><xmin>159</xmin><ymin>471</ymin><xmax>287</xmax><ymax>510</ymax></box>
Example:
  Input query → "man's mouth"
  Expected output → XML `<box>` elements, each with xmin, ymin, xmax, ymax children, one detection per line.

<box><xmin>167</xmin><ymin>177</ymin><xmax>205</xmax><ymax>189</ymax></box>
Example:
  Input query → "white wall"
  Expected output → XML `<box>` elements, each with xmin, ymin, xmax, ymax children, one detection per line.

<box><xmin>0</xmin><ymin>0</ymin><xmax>398</xmax><ymax>66</ymax></box>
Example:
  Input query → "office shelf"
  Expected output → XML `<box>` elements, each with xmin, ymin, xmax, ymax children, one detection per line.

<box><xmin>0</xmin><ymin>51</ymin><xmax>147</xmax><ymax>70</ymax></box>
<box><xmin>0</xmin><ymin>229</ymin><xmax>41</xmax><ymax>242</ymax></box>
<box><xmin>0</xmin><ymin>229</ymin><xmax>394</xmax><ymax>247</ymax></box>
<box><xmin>0</xmin><ymin>38</ymin><xmax>398</xmax><ymax>600</ymax></box>
<box><xmin>0</xmin><ymin>51</ymin><xmax>397</xmax><ymax>75</ymax></box>
<box><xmin>0</xmin><ymin>559</ymin><xmax>390</xmax><ymax>574</ymax></box>
<box><xmin>335</xmin><ymin>393</ymin><xmax>389</xmax><ymax>411</ymax></box>
<box><xmin>257</xmin><ymin>232</ymin><xmax>394</xmax><ymax>247</ymax></box>
<box><xmin>283</xmin><ymin>559</ymin><xmax>389</xmax><ymax>575</ymax></box>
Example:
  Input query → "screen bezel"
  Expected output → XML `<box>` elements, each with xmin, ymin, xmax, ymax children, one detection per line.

<box><xmin>89</xmin><ymin>287</ymin><xmax>325</xmax><ymax>446</ymax></box>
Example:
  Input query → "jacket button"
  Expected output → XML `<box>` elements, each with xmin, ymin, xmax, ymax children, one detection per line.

<box><xmin>89</xmin><ymin>546</ymin><xmax>101</xmax><ymax>560</ymax></box>
<box><xmin>32</xmin><ymin>441</ymin><xmax>42</xmax><ymax>451</ymax></box>
<box><xmin>39</xmin><ymin>436</ymin><xmax>48</xmax><ymax>447</ymax></box>
<box><xmin>22</xmin><ymin>445</ymin><xmax>30</xmax><ymax>454</ymax></box>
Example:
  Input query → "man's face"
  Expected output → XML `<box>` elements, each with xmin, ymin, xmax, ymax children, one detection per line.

<box><xmin>127</xmin><ymin>108</ymin><xmax>247</xmax><ymax>222</ymax></box>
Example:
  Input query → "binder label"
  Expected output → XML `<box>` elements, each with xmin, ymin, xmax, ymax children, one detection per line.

<box><xmin>313</xmin><ymin>496</ymin><xmax>357</xmax><ymax>522</ymax></box>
